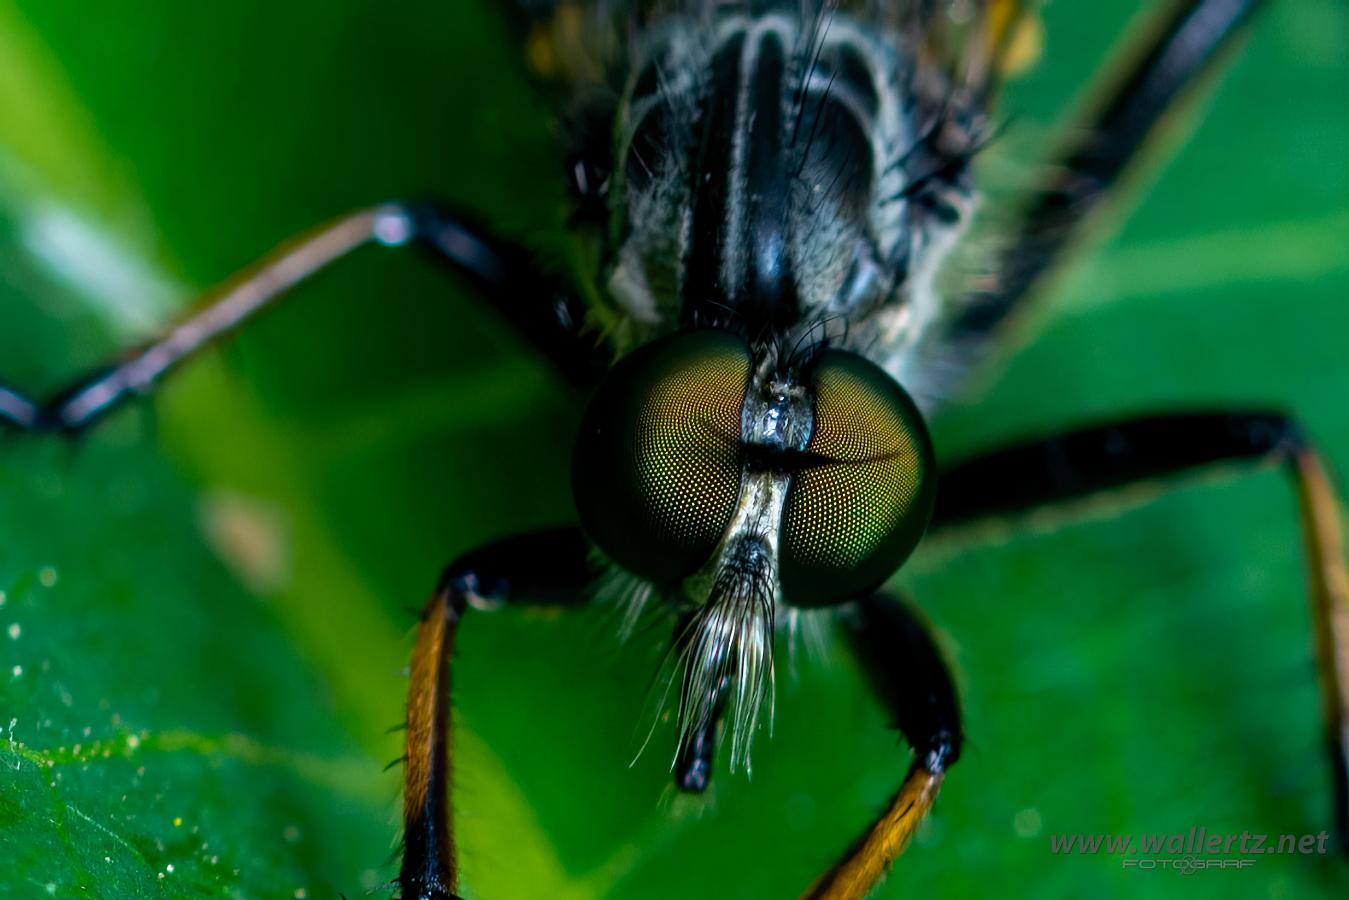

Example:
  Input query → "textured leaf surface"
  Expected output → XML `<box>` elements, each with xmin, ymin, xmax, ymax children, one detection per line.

<box><xmin>2</xmin><ymin>1</ymin><xmax>1348</xmax><ymax>898</ymax></box>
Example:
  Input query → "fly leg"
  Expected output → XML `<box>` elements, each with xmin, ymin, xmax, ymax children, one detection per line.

<box><xmin>953</xmin><ymin>0</ymin><xmax>1264</xmax><ymax>340</ymax></box>
<box><xmin>932</xmin><ymin>411</ymin><xmax>1349</xmax><ymax>849</ymax></box>
<box><xmin>804</xmin><ymin>594</ymin><xmax>962</xmax><ymax>900</ymax></box>
<box><xmin>400</xmin><ymin>526</ymin><xmax>593</xmax><ymax>900</ymax></box>
<box><xmin>0</xmin><ymin>200</ymin><xmax>606</xmax><ymax>433</ymax></box>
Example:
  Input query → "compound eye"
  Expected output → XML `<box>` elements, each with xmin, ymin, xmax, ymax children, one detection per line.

<box><xmin>572</xmin><ymin>331</ymin><xmax>750</xmax><ymax>582</ymax></box>
<box><xmin>780</xmin><ymin>351</ymin><xmax>936</xmax><ymax>606</ymax></box>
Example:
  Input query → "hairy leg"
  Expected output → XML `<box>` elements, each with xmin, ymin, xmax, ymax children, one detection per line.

<box><xmin>400</xmin><ymin>526</ymin><xmax>593</xmax><ymax>899</ymax></box>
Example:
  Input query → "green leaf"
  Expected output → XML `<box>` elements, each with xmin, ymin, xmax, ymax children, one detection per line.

<box><xmin>2</xmin><ymin>1</ymin><xmax>1348</xmax><ymax>898</ymax></box>
<box><xmin>0</xmin><ymin>439</ymin><xmax>394</xmax><ymax>897</ymax></box>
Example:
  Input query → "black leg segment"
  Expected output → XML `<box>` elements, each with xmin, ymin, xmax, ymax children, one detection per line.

<box><xmin>846</xmin><ymin>596</ymin><xmax>962</xmax><ymax>778</ymax></box>
<box><xmin>805</xmin><ymin>594</ymin><xmax>962</xmax><ymax>900</ymax></box>
<box><xmin>402</xmin><ymin>201</ymin><xmax>608</xmax><ymax>385</ymax></box>
<box><xmin>934</xmin><ymin>411</ymin><xmax>1293</xmax><ymax>527</ymax></box>
<box><xmin>955</xmin><ymin>0</ymin><xmax>1265</xmax><ymax>338</ymax></box>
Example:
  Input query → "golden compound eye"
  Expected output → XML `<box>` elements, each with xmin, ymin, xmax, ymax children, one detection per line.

<box><xmin>572</xmin><ymin>331</ymin><xmax>750</xmax><ymax>582</ymax></box>
<box><xmin>780</xmin><ymin>351</ymin><xmax>936</xmax><ymax>606</ymax></box>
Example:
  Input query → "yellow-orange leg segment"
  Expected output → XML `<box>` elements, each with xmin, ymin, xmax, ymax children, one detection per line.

<box><xmin>805</xmin><ymin>763</ymin><xmax>945</xmax><ymax>900</ymax></box>
<box><xmin>1294</xmin><ymin>448</ymin><xmax>1349</xmax><ymax>844</ymax></box>
<box><xmin>401</xmin><ymin>581</ymin><xmax>462</xmax><ymax>900</ymax></box>
<box><xmin>397</xmin><ymin>528</ymin><xmax>593</xmax><ymax>900</ymax></box>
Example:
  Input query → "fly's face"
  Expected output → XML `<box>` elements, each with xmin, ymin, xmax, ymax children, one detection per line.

<box><xmin>571</xmin><ymin>329</ymin><xmax>936</xmax><ymax>765</ymax></box>
<box><xmin>573</xmin><ymin>331</ymin><xmax>935</xmax><ymax>599</ymax></box>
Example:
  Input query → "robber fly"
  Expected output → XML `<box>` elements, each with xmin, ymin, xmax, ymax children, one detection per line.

<box><xmin>2</xmin><ymin>1</ymin><xmax>1346</xmax><ymax>898</ymax></box>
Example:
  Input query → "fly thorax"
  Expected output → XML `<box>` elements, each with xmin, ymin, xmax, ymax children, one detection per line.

<box><xmin>605</xmin><ymin>11</ymin><xmax>937</xmax><ymax>348</ymax></box>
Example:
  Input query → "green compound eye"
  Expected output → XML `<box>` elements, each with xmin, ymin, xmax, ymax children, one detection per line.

<box><xmin>572</xmin><ymin>331</ymin><xmax>751</xmax><ymax>583</ymax></box>
<box><xmin>780</xmin><ymin>351</ymin><xmax>936</xmax><ymax>607</ymax></box>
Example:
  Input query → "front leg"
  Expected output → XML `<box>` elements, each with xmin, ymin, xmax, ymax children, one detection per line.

<box><xmin>400</xmin><ymin>526</ymin><xmax>593</xmax><ymax>900</ymax></box>
<box><xmin>805</xmin><ymin>594</ymin><xmax>963</xmax><ymax>900</ymax></box>
<box><xmin>932</xmin><ymin>411</ymin><xmax>1349</xmax><ymax>847</ymax></box>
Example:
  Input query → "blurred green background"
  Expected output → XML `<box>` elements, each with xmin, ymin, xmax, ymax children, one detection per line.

<box><xmin>1</xmin><ymin>0</ymin><xmax>1347</xmax><ymax>897</ymax></box>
